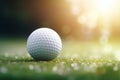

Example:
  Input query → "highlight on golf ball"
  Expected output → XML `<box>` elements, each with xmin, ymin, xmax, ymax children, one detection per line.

<box><xmin>27</xmin><ymin>28</ymin><xmax>62</xmax><ymax>61</ymax></box>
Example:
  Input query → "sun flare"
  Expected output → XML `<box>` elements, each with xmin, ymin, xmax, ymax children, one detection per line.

<box><xmin>67</xmin><ymin>0</ymin><xmax>118</xmax><ymax>27</ymax></box>
<box><xmin>67</xmin><ymin>0</ymin><xmax>118</xmax><ymax>42</ymax></box>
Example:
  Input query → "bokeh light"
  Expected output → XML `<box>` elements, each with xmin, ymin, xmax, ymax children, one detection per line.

<box><xmin>67</xmin><ymin>0</ymin><xmax>119</xmax><ymax>41</ymax></box>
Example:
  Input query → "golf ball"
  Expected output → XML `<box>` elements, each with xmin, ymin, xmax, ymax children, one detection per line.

<box><xmin>27</xmin><ymin>28</ymin><xmax>62</xmax><ymax>61</ymax></box>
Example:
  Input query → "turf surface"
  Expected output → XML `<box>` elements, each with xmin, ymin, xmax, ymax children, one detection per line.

<box><xmin>0</xmin><ymin>38</ymin><xmax>120</xmax><ymax>80</ymax></box>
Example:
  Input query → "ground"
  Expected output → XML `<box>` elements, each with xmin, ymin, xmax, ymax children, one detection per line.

<box><xmin>0</xmin><ymin>37</ymin><xmax>120</xmax><ymax>80</ymax></box>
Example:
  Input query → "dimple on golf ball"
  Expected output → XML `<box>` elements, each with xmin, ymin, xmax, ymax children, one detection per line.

<box><xmin>27</xmin><ymin>28</ymin><xmax>62</xmax><ymax>61</ymax></box>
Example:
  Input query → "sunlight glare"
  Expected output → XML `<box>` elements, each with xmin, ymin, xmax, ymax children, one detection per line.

<box><xmin>95</xmin><ymin>0</ymin><xmax>116</xmax><ymax>14</ymax></box>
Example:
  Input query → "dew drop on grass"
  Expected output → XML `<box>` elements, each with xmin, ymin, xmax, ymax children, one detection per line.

<box><xmin>52</xmin><ymin>65</ymin><xmax>58</xmax><ymax>72</ymax></box>
<box><xmin>71</xmin><ymin>63</ymin><xmax>79</xmax><ymax>70</ymax></box>
<box><xmin>81</xmin><ymin>62</ymin><xmax>86</xmax><ymax>67</ymax></box>
<box><xmin>15</xmin><ymin>56</ymin><xmax>18</xmax><ymax>59</ymax></box>
<box><xmin>0</xmin><ymin>66</ymin><xmax>8</xmax><ymax>74</ymax></box>
<box><xmin>52</xmin><ymin>63</ymin><xmax>67</xmax><ymax>75</ymax></box>
<box><xmin>29</xmin><ymin>65</ymin><xmax>34</xmax><ymax>70</ymax></box>
<box><xmin>113</xmin><ymin>65</ymin><xmax>118</xmax><ymax>71</ymax></box>
<box><xmin>83</xmin><ymin>64</ymin><xmax>97</xmax><ymax>73</ymax></box>
<box><xmin>70</xmin><ymin>58</ymin><xmax>74</xmax><ymax>61</ymax></box>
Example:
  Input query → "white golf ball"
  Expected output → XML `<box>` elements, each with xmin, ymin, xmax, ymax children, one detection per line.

<box><xmin>27</xmin><ymin>28</ymin><xmax>62</xmax><ymax>61</ymax></box>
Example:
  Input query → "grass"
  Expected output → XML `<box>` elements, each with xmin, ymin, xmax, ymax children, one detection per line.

<box><xmin>0</xmin><ymin>38</ymin><xmax>120</xmax><ymax>80</ymax></box>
